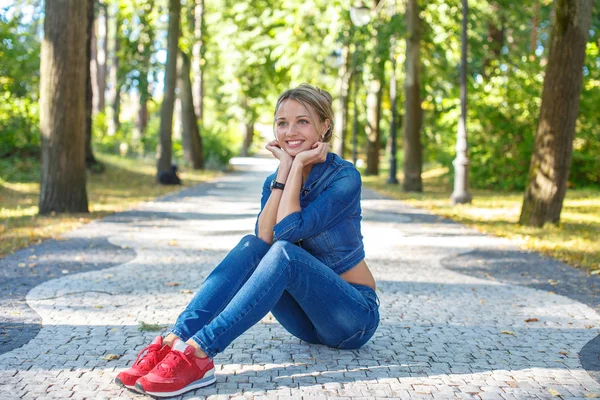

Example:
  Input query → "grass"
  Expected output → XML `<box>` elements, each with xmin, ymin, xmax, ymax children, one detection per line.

<box><xmin>362</xmin><ymin>166</ymin><xmax>600</xmax><ymax>272</ymax></box>
<box><xmin>0</xmin><ymin>153</ymin><xmax>220</xmax><ymax>258</ymax></box>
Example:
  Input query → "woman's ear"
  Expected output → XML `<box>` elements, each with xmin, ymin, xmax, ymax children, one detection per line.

<box><xmin>321</xmin><ymin>119</ymin><xmax>331</xmax><ymax>140</ymax></box>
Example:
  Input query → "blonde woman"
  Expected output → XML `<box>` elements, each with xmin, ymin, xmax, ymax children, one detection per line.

<box><xmin>115</xmin><ymin>84</ymin><xmax>379</xmax><ymax>397</ymax></box>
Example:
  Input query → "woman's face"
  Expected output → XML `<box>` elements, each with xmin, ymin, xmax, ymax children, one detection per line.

<box><xmin>275</xmin><ymin>99</ymin><xmax>327</xmax><ymax>157</ymax></box>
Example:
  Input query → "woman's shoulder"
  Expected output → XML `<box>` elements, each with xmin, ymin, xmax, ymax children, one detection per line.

<box><xmin>329</xmin><ymin>153</ymin><xmax>360</xmax><ymax>174</ymax></box>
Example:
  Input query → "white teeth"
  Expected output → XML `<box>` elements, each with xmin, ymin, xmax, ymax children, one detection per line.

<box><xmin>288</xmin><ymin>140</ymin><xmax>303</xmax><ymax>145</ymax></box>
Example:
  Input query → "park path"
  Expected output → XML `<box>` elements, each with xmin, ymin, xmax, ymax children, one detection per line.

<box><xmin>1</xmin><ymin>157</ymin><xmax>600</xmax><ymax>399</ymax></box>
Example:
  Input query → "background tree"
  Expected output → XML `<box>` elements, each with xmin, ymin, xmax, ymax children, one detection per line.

<box><xmin>39</xmin><ymin>0</ymin><xmax>89</xmax><ymax>214</ymax></box>
<box><xmin>85</xmin><ymin>0</ymin><xmax>104</xmax><ymax>172</ymax></box>
<box><xmin>519</xmin><ymin>0</ymin><xmax>593</xmax><ymax>227</ymax></box>
<box><xmin>402</xmin><ymin>0</ymin><xmax>423</xmax><ymax>192</ymax></box>
<box><xmin>179</xmin><ymin>51</ymin><xmax>204</xmax><ymax>169</ymax></box>
<box><xmin>156</xmin><ymin>0</ymin><xmax>181</xmax><ymax>182</ymax></box>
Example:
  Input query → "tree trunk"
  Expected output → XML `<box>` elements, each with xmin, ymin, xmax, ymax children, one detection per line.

<box><xmin>107</xmin><ymin>7</ymin><xmax>121</xmax><ymax>136</ymax></box>
<box><xmin>90</xmin><ymin>7</ymin><xmax>99</xmax><ymax>113</ymax></box>
<box><xmin>365</xmin><ymin>60</ymin><xmax>385</xmax><ymax>176</ymax></box>
<box><xmin>402</xmin><ymin>0</ymin><xmax>423</xmax><ymax>192</ymax></box>
<box><xmin>39</xmin><ymin>0</ymin><xmax>89</xmax><ymax>214</ymax></box>
<box><xmin>85</xmin><ymin>0</ymin><xmax>103</xmax><ymax>172</ymax></box>
<box><xmin>157</xmin><ymin>0</ymin><xmax>181</xmax><ymax>179</ymax></box>
<box><xmin>192</xmin><ymin>0</ymin><xmax>205</xmax><ymax>121</ymax></box>
<box><xmin>531</xmin><ymin>1</ymin><xmax>540</xmax><ymax>55</ymax></box>
<box><xmin>519</xmin><ymin>0</ymin><xmax>592</xmax><ymax>227</ymax></box>
<box><xmin>333</xmin><ymin>43</ymin><xmax>351</xmax><ymax>158</ymax></box>
<box><xmin>482</xmin><ymin>3</ymin><xmax>505</xmax><ymax>78</ymax></box>
<box><xmin>94</xmin><ymin>4</ymin><xmax>107</xmax><ymax>111</ymax></box>
<box><xmin>179</xmin><ymin>51</ymin><xmax>204</xmax><ymax>169</ymax></box>
<box><xmin>240</xmin><ymin>120</ymin><xmax>254</xmax><ymax>157</ymax></box>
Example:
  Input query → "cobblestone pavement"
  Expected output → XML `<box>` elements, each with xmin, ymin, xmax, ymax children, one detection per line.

<box><xmin>1</xmin><ymin>157</ymin><xmax>600</xmax><ymax>399</ymax></box>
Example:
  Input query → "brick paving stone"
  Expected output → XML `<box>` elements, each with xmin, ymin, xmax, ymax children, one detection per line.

<box><xmin>1</xmin><ymin>158</ymin><xmax>600</xmax><ymax>399</ymax></box>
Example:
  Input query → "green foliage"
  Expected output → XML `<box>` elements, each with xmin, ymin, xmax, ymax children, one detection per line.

<box><xmin>201</xmin><ymin>123</ymin><xmax>243</xmax><ymax>169</ymax></box>
<box><xmin>1</xmin><ymin>0</ymin><xmax>598</xmax><ymax>191</ymax></box>
<box><xmin>0</xmin><ymin>6</ymin><xmax>41</xmax><ymax>157</ymax></box>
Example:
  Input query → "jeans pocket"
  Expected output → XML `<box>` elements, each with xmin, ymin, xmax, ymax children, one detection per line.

<box><xmin>335</xmin><ymin>324</ymin><xmax>378</xmax><ymax>350</ymax></box>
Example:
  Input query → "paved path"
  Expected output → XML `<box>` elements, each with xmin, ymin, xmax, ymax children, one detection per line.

<box><xmin>2</xmin><ymin>157</ymin><xmax>600</xmax><ymax>399</ymax></box>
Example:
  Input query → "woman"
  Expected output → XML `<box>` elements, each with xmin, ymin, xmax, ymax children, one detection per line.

<box><xmin>115</xmin><ymin>84</ymin><xmax>380</xmax><ymax>398</ymax></box>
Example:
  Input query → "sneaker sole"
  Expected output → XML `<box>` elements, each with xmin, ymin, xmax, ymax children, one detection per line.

<box><xmin>115</xmin><ymin>377</ymin><xmax>145</xmax><ymax>393</ymax></box>
<box><xmin>138</xmin><ymin>371</ymin><xmax>216</xmax><ymax>398</ymax></box>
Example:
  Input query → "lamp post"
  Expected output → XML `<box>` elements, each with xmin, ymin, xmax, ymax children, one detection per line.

<box><xmin>451</xmin><ymin>0</ymin><xmax>472</xmax><ymax>204</ymax></box>
<box><xmin>349</xmin><ymin>6</ymin><xmax>370</xmax><ymax>166</ymax></box>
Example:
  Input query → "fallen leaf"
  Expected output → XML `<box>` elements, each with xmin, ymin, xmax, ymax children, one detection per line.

<box><xmin>168</xmin><ymin>240</ymin><xmax>179</xmax><ymax>247</ymax></box>
<box><xmin>501</xmin><ymin>330</ymin><xmax>515</xmax><ymax>336</ymax></box>
<box><xmin>180</xmin><ymin>289</ymin><xmax>193</xmax><ymax>294</ymax></box>
<box><xmin>524</xmin><ymin>318</ymin><xmax>539</xmax><ymax>323</ymax></box>
<box><xmin>548</xmin><ymin>388</ymin><xmax>561</xmax><ymax>396</ymax></box>
<box><xmin>102</xmin><ymin>354</ymin><xmax>120</xmax><ymax>361</ymax></box>
<box><xmin>559</xmin><ymin>351</ymin><xmax>569</xmax><ymax>356</ymax></box>
<box><xmin>93</xmin><ymin>305</ymin><xmax>104</xmax><ymax>309</ymax></box>
<box><xmin>165</xmin><ymin>282</ymin><xmax>181</xmax><ymax>287</ymax></box>
<box><xmin>585</xmin><ymin>325</ymin><xmax>595</xmax><ymax>329</ymax></box>
<box><xmin>584</xmin><ymin>393</ymin><xmax>600</xmax><ymax>398</ymax></box>
<box><xmin>138</xmin><ymin>321</ymin><xmax>164</xmax><ymax>332</ymax></box>
<box><xmin>548</xmin><ymin>279</ymin><xmax>559</xmax><ymax>286</ymax></box>
<box><xmin>28</xmin><ymin>263</ymin><xmax>36</xmax><ymax>268</ymax></box>
<box><xmin>590</xmin><ymin>270</ymin><xmax>600</xmax><ymax>275</ymax></box>
<box><xmin>18</xmin><ymin>263</ymin><xmax>26</xmax><ymax>268</ymax></box>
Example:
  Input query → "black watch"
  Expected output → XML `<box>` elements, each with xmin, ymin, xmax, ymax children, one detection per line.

<box><xmin>270</xmin><ymin>180</ymin><xmax>285</xmax><ymax>190</ymax></box>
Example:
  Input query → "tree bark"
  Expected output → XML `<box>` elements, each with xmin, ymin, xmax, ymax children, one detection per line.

<box><xmin>192</xmin><ymin>0</ymin><xmax>205</xmax><ymax>121</ymax></box>
<box><xmin>482</xmin><ymin>2</ymin><xmax>504</xmax><ymax>78</ymax></box>
<box><xmin>94</xmin><ymin>4</ymin><xmax>107</xmax><ymax>112</ymax></box>
<box><xmin>39</xmin><ymin>0</ymin><xmax>89</xmax><ymax>214</ymax></box>
<box><xmin>519</xmin><ymin>0</ymin><xmax>592</xmax><ymax>227</ymax></box>
<box><xmin>107</xmin><ymin>7</ymin><xmax>121</xmax><ymax>136</ymax></box>
<box><xmin>402</xmin><ymin>0</ymin><xmax>423</xmax><ymax>192</ymax></box>
<box><xmin>179</xmin><ymin>51</ymin><xmax>204</xmax><ymax>169</ymax></box>
<box><xmin>157</xmin><ymin>0</ymin><xmax>181</xmax><ymax>179</ymax></box>
<box><xmin>333</xmin><ymin>43</ymin><xmax>351</xmax><ymax>158</ymax></box>
<box><xmin>531</xmin><ymin>1</ymin><xmax>540</xmax><ymax>55</ymax></box>
<box><xmin>85</xmin><ymin>0</ymin><xmax>103</xmax><ymax>172</ymax></box>
<box><xmin>365</xmin><ymin>60</ymin><xmax>385</xmax><ymax>176</ymax></box>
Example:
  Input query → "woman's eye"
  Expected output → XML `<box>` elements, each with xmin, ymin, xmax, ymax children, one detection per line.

<box><xmin>277</xmin><ymin>121</ymin><xmax>287</xmax><ymax>127</ymax></box>
<box><xmin>299</xmin><ymin>119</ymin><xmax>309</xmax><ymax>124</ymax></box>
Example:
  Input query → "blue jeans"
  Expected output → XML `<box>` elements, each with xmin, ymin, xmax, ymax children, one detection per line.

<box><xmin>170</xmin><ymin>235</ymin><xmax>380</xmax><ymax>358</ymax></box>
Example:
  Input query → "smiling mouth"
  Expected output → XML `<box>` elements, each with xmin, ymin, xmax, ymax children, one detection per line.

<box><xmin>286</xmin><ymin>140</ymin><xmax>304</xmax><ymax>147</ymax></box>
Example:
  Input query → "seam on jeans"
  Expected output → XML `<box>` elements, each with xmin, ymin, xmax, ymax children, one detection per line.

<box><xmin>206</xmin><ymin>258</ymin><xmax>292</xmax><ymax>352</ymax></box>
<box><xmin>335</xmin><ymin>323</ymin><xmax>379</xmax><ymax>349</ymax></box>
<box><xmin>168</xmin><ymin>328</ymin><xmax>188</xmax><ymax>342</ymax></box>
<box><xmin>190</xmin><ymin>335</ymin><xmax>215</xmax><ymax>359</ymax></box>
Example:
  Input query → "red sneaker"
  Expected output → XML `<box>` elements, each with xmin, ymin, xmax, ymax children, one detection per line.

<box><xmin>135</xmin><ymin>341</ymin><xmax>216</xmax><ymax>397</ymax></box>
<box><xmin>114</xmin><ymin>336</ymin><xmax>171</xmax><ymax>391</ymax></box>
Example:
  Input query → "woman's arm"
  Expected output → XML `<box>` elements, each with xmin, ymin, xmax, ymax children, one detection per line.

<box><xmin>256</xmin><ymin>141</ymin><xmax>293</xmax><ymax>244</ymax></box>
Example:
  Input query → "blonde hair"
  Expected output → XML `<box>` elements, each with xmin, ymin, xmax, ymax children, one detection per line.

<box><xmin>274</xmin><ymin>84</ymin><xmax>335</xmax><ymax>143</ymax></box>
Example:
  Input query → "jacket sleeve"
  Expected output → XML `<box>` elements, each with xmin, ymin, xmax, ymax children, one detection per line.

<box><xmin>254</xmin><ymin>176</ymin><xmax>273</xmax><ymax>236</ymax></box>
<box><xmin>272</xmin><ymin>166</ymin><xmax>361</xmax><ymax>243</ymax></box>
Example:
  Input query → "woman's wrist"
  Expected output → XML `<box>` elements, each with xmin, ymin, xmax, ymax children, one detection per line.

<box><xmin>276</xmin><ymin>160</ymin><xmax>292</xmax><ymax>183</ymax></box>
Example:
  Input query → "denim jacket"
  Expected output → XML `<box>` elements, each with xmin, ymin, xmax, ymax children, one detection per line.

<box><xmin>254</xmin><ymin>152</ymin><xmax>365</xmax><ymax>275</ymax></box>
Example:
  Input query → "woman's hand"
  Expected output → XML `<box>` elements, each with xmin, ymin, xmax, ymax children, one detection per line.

<box><xmin>265</xmin><ymin>140</ymin><xmax>293</xmax><ymax>165</ymax></box>
<box><xmin>294</xmin><ymin>142</ymin><xmax>329</xmax><ymax>168</ymax></box>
